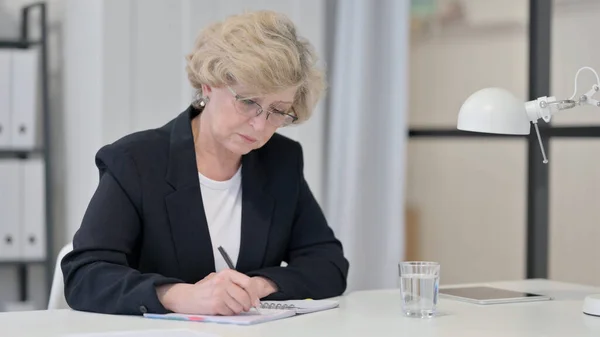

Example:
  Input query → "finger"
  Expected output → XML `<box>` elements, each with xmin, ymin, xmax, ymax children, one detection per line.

<box><xmin>218</xmin><ymin>270</ymin><xmax>260</xmax><ymax>307</ymax></box>
<box><xmin>211</xmin><ymin>284</ymin><xmax>236</xmax><ymax>316</ymax></box>
<box><xmin>226</xmin><ymin>283</ymin><xmax>253</xmax><ymax>312</ymax></box>
<box><xmin>223</xmin><ymin>270</ymin><xmax>258</xmax><ymax>300</ymax></box>
<box><xmin>215</xmin><ymin>300</ymin><xmax>235</xmax><ymax>316</ymax></box>
<box><xmin>223</xmin><ymin>287</ymin><xmax>245</xmax><ymax>314</ymax></box>
<box><xmin>197</xmin><ymin>272</ymin><xmax>216</xmax><ymax>285</ymax></box>
<box><xmin>221</xmin><ymin>269</ymin><xmax>252</xmax><ymax>288</ymax></box>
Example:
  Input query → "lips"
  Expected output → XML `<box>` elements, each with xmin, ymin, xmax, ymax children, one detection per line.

<box><xmin>238</xmin><ymin>133</ymin><xmax>257</xmax><ymax>143</ymax></box>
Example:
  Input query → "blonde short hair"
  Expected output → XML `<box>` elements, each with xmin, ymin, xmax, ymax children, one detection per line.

<box><xmin>185</xmin><ymin>10</ymin><xmax>325</xmax><ymax>124</ymax></box>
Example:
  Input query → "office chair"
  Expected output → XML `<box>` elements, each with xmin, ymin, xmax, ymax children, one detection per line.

<box><xmin>47</xmin><ymin>242</ymin><xmax>72</xmax><ymax>310</ymax></box>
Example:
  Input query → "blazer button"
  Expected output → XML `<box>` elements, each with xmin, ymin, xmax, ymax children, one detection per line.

<box><xmin>139</xmin><ymin>305</ymin><xmax>148</xmax><ymax>314</ymax></box>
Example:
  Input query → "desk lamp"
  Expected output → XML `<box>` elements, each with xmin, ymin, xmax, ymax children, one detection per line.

<box><xmin>456</xmin><ymin>66</ymin><xmax>600</xmax><ymax>317</ymax></box>
<box><xmin>458</xmin><ymin>66</ymin><xmax>600</xmax><ymax>164</ymax></box>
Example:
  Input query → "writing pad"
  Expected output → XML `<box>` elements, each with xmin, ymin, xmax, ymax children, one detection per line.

<box><xmin>439</xmin><ymin>286</ymin><xmax>552</xmax><ymax>305</ymax></box>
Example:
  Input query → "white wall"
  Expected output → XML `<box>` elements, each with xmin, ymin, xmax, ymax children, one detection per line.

<box><xmin>0</xmin><ymin>0</ymin><xmax>327</xmax><ymax>310</ymax></box>
<box><xmin>63</xmin><ymin>0</ymin><xmax>327</xmax><ymax>239</ymax></box>
<box><xmin>6</xmin><ymin>0</ymin><xmax>598</xmax><ymax>311</ymax></box>
<box><xmin>407</xmin><ymin>0</ymin><xmax>528</xmax><ymax>284</ymax></box>
<box><xmin>407</xmin><ymin>0</ymin><xmax>600</xmax><ymax>286</ymax></box>
<box><xmin>548</xmin><ymin>0</ymin><xmax>600</xmax><ymax>286</ymax></box>
<box><xmin>29</xmin><ymin>0</ymin><xmax>333</xmax><ymax>252</ymax></box>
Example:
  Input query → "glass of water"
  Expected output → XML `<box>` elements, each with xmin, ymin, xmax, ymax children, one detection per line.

<box><xmin>398</xmin><ymin>261</ymin><xmax>440</xmax><ymax>318</ymax></box>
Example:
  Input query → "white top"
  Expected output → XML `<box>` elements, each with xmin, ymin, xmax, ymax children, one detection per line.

<box><xmin>198</xmin><ymin>166</ymin><xmax>242</xmax><ymax>272</ymax></box>
<box><xmin>4</xmin><ymin>280</ymin><xmax>600</xmax><ymax>337</ymax></box>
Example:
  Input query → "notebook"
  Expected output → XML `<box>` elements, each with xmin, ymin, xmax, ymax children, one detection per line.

<box><xmin>143</xmin><ymin>299</ymin><xmax>339</xmax><ymax>326</ymax></box>
<box><xmin>62</xmin><ymin>329</ymin><xmax>218</xmax><ymax>337</ymax></box>
<box><xmin>259</xmin><ymin>299</ymin><xmax>339</xmax><ymax>314</ymax></box>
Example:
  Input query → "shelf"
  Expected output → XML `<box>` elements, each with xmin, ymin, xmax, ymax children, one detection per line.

<box><xmin>1</xmin><ymin>1</ymin><xmax>52</xmax><ymax>304</ymax></box>
<box><xmin>555</xmin><ymin>0</ymin><xmax>600</xmax><ymax>12</ymax></box>
<box><xmin>0</xmin><ymin>40</ymin><xmax>40</xmax><ymax>49</ymax></box>
<box><xmin>411</xmin><ymin>20</ymin><xmax>526</xmax><ymax>44</ymax></box>
<box><xmin>0</xmin><ymin>149</ymin><xmax>44</xmax><ymax>159</ymax></box>
<box><xmin>410</xmin><ymin>0</ymin><xmax>600</xmax><ymax>46</ymax></box>
<box><xmin>409</xmin><ymin>128</ymin><xmax>526</xmax><ymax>138</ymax></box>
<box><xmin>408</xmin><ymin>126</ymin><xmax>600</xmax><ymax>138</ymax></box>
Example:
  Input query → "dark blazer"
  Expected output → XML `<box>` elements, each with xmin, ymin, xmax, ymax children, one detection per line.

<box><xmin>61</xmin><ymin>106</ymin><xmax>349</xmax><ymax>316</ymax></box>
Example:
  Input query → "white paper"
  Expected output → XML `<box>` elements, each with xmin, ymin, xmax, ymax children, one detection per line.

<box><xmin>144</xmin><ymin>308</ymin><xmax>296</xmax><ymax>326</ymax></box>
<box><xmin>62</xmin><ymin>329</ymin><xmax>219</xmax><ymax>337</ymax></box>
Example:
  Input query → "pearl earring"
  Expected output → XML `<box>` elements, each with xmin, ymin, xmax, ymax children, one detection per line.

<box><xmin>199</xmin><ymin>96</ymin><xmax>210</xmax><ymax>107</ymax></box>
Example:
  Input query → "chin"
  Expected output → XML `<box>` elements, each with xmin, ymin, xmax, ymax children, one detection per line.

<box><xmin>235</xmin><ymin>148</ymin><xmax>253</xmax><ymax>155</ymax></box>
<box><xmin>226</xmin><ymin>142</ymin><xmax>259</xmax><ymax>155</ymax></box>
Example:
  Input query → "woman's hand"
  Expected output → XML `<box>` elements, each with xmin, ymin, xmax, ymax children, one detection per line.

<box><xmin>156</xmin><ymin>270</ymin><xmax>276</xmax><ymax>315</ymax></box>
<box><xmin>250</xmin><ymin>276</ymin><xmax>278</xmax><ymax>298</ymax></box>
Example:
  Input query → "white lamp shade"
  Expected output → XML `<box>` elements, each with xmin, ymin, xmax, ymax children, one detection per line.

<box><xmin>457</xmin><ymin>87</ymin><xmax>531</xmax><ymax>135</ymax></box>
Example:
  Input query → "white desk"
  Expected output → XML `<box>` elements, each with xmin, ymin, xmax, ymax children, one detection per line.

<box><xmin>2</xmin><ymin>279</ymin><xmax>600</xmax><ymax>337</ymax></box>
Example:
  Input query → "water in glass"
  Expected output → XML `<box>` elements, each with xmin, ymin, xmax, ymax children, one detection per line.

<box><xmin>399</xmin><ymin>262</ymin><xmax>440</xmax><ymax>318</ymax></box>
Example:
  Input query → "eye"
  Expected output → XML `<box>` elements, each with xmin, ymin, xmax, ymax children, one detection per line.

<box><xmin>269</xmin><ymin>111</ymin><xmax>288</xmax><ymax>122</ymax></box>
<box><xmin>240</xmin><ymin>99</ymin><xmax>256</xmax><ymax>106</ymax></box>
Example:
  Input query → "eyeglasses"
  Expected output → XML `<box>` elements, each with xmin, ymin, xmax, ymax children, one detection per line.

<box><xmin>227</xmin><ymin>86</ymin><xmax>298</xmax><ymax>127</ymax></box>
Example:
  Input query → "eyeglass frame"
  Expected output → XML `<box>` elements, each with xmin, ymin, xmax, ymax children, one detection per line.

<box><xmin>227</xmin><ymin>86</ymin><xmax>299</xmax><ymax>127</ymax></box>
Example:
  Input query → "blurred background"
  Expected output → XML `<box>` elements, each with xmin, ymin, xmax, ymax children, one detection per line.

<box><xmin>0</xmin><ymin>0</ymin><xmax>599</xmax><ymax>312</ymax></box>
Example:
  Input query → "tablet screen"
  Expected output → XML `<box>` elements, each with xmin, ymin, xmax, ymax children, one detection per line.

<box><xmin>439</xmin><ymin>286</ymin><xmax>548</xmax><ymax>301</ymax></box>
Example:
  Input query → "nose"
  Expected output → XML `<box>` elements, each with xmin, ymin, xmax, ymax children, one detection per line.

<box><xmin>249</xmin><ymin>111</ymin><xmax>268</xmax><ymax>131</ymax></box>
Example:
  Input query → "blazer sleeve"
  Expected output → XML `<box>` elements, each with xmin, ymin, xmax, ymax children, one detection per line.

<box><xmin>61</xmin><ymin>144</ymin><xmax>183</xmax><ymax>315</ymax></box>
<box><xmin>247</xmin><ymin>144</ymin><xmax>349</xmax><ymax>299</ymax></box>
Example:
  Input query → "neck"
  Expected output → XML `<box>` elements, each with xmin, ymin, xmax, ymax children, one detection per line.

<box><xmin>192</xmin><ymin>114</ymin><xmax>241</xmax><ymax>181</ymax></box>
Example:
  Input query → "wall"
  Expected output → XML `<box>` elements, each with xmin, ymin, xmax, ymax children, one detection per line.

<box><xmin>63</xmin><ymin>0</ymin><xmax>327</xmax><ymax>238</ymax></box>
<box><xmin>0</xmin><ymin>0</ymin><xmax>328</xmax><ymax>310</ymax></box>
<box><xmin>4</xmin><ymin>0</ymin><xmax>599</xmax><ymax>311</ymax></box>
<box><xmin>407</xmin><ymin>0</ymin><xmax>600</xmax><ymax>287</ymax></box>
<box><xmin>548</xmin><ymin>0</ymin><xmax>600</xmax><ymax>286</ymax></box>
<box><xmin>407</xmin><ymin>0</ymin><xmax>529</xmax><ymax>284</ymax></box>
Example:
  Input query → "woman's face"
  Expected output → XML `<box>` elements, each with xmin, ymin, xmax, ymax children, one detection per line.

<box><xmin>201</xmin><ymin>84</ymin><xmax>297</xmax><ymax>155</ymax></box>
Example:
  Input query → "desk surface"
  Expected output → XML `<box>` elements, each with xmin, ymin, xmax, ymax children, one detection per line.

<box><xmin>2</xmin><ymin>279</ymin><xmax>600</xmax><ymax>337</ymax></box>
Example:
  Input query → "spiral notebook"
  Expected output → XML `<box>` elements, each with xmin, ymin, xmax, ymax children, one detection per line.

<box><xmin>260</xmin><ymin>299</ymin><xmax>339</xmax><ymax>314</ymax></box>
<box><xmin>143</xmin><ymin>299</ymin><xmax>339</xmax><ymax>326</ymax></box>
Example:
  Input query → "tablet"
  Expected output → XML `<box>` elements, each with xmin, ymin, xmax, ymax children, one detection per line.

<box><xmin>439</xmin><ymin>286</ymin><xmax>553</xmax><ymax>305</ymax></box>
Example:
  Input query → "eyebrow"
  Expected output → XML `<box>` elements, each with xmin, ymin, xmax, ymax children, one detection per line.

<box><xmin>233</xmin><ymin>90</ymin><xmax>293</xmax><ymax>105</ymax></box>
<box><xmin>251</xmin><ymin>97</ymin><xmax>293</xmax><ymax>106</ymax></box>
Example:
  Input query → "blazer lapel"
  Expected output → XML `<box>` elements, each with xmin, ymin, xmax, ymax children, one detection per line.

<box><xmin>165</xmin><ymin>107</ymin><xmax>215</xmax><ymax>283</ymax></box>
<box><xmin>235</xmin><ymin>151</ymin><xmax>275</xmax><ymax>273</ymax></box>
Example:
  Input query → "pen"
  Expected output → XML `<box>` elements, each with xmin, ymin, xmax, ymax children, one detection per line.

<box><xmin>218</xmin><ymin>246</ymin><xmax>235</xmax><ymax>270</ymax></box>
<box><xmin>217</xmin><ymin>246</ymin><xmax>262</xmax><ymax>314</ymax></box>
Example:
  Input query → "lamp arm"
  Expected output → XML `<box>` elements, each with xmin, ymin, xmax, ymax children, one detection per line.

<box><xmin>569</xmin><ymin>66</ymin><xmax>600</xmax><ymax>103</ymax></box>
<box><xmin>523</xmin><ymin>66</ymin><xmax>600</xmax><ymax>164</ymax></box>
<box><xmin>525</xmin><ymin>66</ymin><xmax>600</xmax><ymax>124</ymax></box>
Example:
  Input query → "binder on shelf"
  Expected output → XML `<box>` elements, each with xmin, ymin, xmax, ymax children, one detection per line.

<box><xmin>10</xmin><ymin>48</ymin><xmax>40</xmax><ymax>150</ymax></box>
<box><xmin>0</xmin><ymin>160</ymin><xmax>22</xmax><ymax>261</ymax></box>
<box><xmin>0</xmin><ymin>51</ymin><xmax>10</xmax><ymax>148</ymax></box>
<box><xmin>20</xmin><ymin>158</ymin><xmax>46</xmax><ymax>260</ymax></box>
